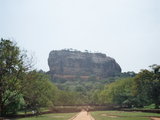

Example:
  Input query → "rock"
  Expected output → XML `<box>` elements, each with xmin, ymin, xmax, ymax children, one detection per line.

<box><xmin>48</xmin><ymin>49</ymin><xmax>121</xmax><ymax>79</ymax></box>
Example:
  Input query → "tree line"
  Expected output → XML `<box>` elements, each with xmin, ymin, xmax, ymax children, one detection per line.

<box><xmin>91</xmin><ymin>65</ymin><xmax>160</xmax><ymax>109</ymax></box>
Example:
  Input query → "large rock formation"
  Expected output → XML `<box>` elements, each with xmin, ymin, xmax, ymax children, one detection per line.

<box><xmin>48</xmin><ymin>49</ymin><xmax>121</xmax><ymax>79</ymax></box>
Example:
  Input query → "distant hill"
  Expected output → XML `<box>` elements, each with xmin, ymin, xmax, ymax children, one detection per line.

<box><xmin>48</xmin><ymin>49</ymin><xmax>121</xmax><ymax>80</ymax></box>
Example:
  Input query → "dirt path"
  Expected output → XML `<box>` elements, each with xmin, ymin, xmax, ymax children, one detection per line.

<box><xmin>151</xmin><ymin>117</ymin><xmax>160</xmax><ymax>120</ymax></box>
<box><xmin>69</xmin><ymin>110</ymin><xmax>95</xmax><ymax>120</ymax></box>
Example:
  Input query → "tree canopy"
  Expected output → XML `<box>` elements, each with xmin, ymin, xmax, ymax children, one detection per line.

<box><xmin>0</xmin><ymin>39</ymin><xmax>58</xmax><ymax>116</ymax></box>
<box><xmin>0</xmin><ymin>39</ymin><xmax>27</xmax><ymax>116</ymax></box>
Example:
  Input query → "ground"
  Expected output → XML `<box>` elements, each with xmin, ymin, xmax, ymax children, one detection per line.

<box><xmin>69</xmin><ymin>110</ymin><xmax>94</xmax><ymax>120</ymax></box>
<box><xmin>152</xmin><ymin>118</ymin><xmax>160</xmax><ymax>120</ymax></box>
<box><xmin>16</xmin><ymin>110</ymin><xmax>160</xmax><ymax>120</ymax></box>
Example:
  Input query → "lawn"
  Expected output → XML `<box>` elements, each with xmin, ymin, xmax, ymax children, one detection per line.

<box><xmin>16</xmin><ymin>112</ymin><xmax>77</xmax><ymax>120</ymax></box>
<box><xmin>91</xmin><ymin>111</ymin><xmax>160</xmax><ymax>120</ymax></box>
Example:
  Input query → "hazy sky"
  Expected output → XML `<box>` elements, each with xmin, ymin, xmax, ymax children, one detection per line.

<box><xmin>0</xmin><ymin>0</ymin><xmax>160</xmax><ymax>72</ymax></box>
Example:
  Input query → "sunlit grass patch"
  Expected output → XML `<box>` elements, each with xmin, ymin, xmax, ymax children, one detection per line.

<box><xmin>17</xmin><ymin>112</ymin><xmax>76</xmax><ymax>120</ymax></box>
<box><xmin>91</xmin><ymin>111</ymin><xmax>160</xmax><ymax>120</ymax></box>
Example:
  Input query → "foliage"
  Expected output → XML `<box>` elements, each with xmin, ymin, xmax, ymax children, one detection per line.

<box><xmin>96</xmin><ymin>65</ymin><xmax>160</xmax><ymax>108</ymax></box>
<box><xmin>133</xmin><ymin>66</ymin><xmax>160</xmax><ymax>108</ymax></box>
<box><xmin>0</xmin><ymin>39</ymin><xmax>58</xmax><ymax>116</ymax></box>
<box><xmin>99</xmin><ymin>78</ymin><xmax>134</xmax><ymax>107</ymax></box>
<box><xmin>52</xmin><ymin>76</ymin><xmax>118</xmax><ymax>105</ymax></box>
<box><xmin>22</xmin><ymin>70</ymin><xmax>58</xmax><ymax>113</ymax></box>
<box><xmin>133</xmin><ymin>70</ymin><xmax>153</xmax><ymax>107</ymax></box>
<box><xmin>0</xmin><ymin>39</ymin><xmax>27</xmax><ymax>116</ymax></box>
<box><xmin>3</xmin><ymin>91</ymin><xmax>25</xmax><ymax>115</ymax></box>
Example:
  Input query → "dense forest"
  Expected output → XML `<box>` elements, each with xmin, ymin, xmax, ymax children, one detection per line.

<box><xmin>0</xmin><ymin>38</ymin><xmax>160</xmax><ymax>117</ymax></box>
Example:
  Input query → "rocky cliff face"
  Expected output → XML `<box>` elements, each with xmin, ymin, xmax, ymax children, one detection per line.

<box><xmin>48</xmin><ymin>50</ymin><xmax>121</xmax><ymax>79</ymax></box>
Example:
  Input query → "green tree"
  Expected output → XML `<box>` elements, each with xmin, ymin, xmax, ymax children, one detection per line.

<box><xmin>22</xmin><ymin>70</ymin><xmax>58</xmax><ymax>113</ymax></box>
<box><xmin>133</xmin><ymin>70</ymin><xmax>153</xmax><ymax>107</ymax></box>
<box><xmin>90</xmin><ymin>90</ymin><xmax>103</xmax><ymax>105</ymax></box>
<box><xmin>0</xmin><ymin>39</ymin><xmax>27</xmax><ymax>116</ymax></box>
<box><xmin>133</xmin><ymin>66</ymin><xmax>160</xmax><ymax>108</ymax></box>
<box><xmin>149</xmin><ymin>65</ymin><xmax>160</xmax><ymax>108</ymax></box>
<box><xmin>100</xmin><ymin>78</ymin><xmax>134</xmax><ymax>107</ymax></box>
<box><xmin>150</xmin><ymin>79</ymin><xmax>160</xmax><ymax>109</ymax></box>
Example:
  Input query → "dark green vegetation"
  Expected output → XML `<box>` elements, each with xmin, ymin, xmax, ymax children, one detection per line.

<box><xmin>0</xmin><ymin>39</ymin><xmax>27</xmax><ymax>116</ymax></box>
<box><xmin>0</xmin><ymin>39</ymin><xmax>58</xmax><ymax>117</ymax></box>
<box><xmin>0</xmin><ymin>38</ymin><xmax>160</xmax><ymax>119</ymax></box>
<box><xmin>91</xmin><ymin>111</ymin><xmax>160</xmax><ymax>120</ymax></box>
<box><xmin>94</xmin><ymin>65</ymin><xmax>160</xmax><ymax>108</ymax></box>
<box><xmin>52</xmin><ymin>74</ymin><xmax>135</xmax><ymax>105</ymax></box>
<box><xmin>52</xmin><ymin>66</ymin><xmax>160</xmax><ymax>109</ymax></box>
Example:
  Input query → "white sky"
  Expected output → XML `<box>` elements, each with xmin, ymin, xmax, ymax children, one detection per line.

<box><xmin>0</xmin><ymin>0</ymin><xmax>160</xmax><ymax>72</ymax></box>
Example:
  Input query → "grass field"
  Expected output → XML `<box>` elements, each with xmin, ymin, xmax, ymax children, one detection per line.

<box><xmin>15</xmin><ymin>110</ymin><xmax>160</xmax><ymax>120</ymax></box>
<box><xmin>16</xmin><ymin>112</ymin><xmax>77</xmax><ymax>120</ymax></box>
<box><xmin>91</xmin><ymin>111</ymin><xmax>160</xmax><ymax>120</ymax></box>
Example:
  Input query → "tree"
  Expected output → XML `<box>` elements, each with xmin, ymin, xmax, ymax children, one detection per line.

<box><xmin>99</xmin><ymin>78</ymin><xmax>134</xmax><ymax>107</ymax></box>
<box><xmin>133</xmin><ymin>70</ymin><xmax>153</xmax><ymax>107</ymax></box>
<box><xmin>22</xmin><ymin>70</ymin><xmax>58</xmax><ymax>114</ymax></box>
<box><xmin>150</xmin><ymin>65</ymin><xmax>160</xmax><ymax>108</ymax></box>
<box><xmin>0</xmin><ymin>39</ymin><xmax>27</xmax><ymax>116</ymax></box>
<box><xmin>90</xmin><ymin>90</ymin><xmax>103</xmax><ymax>105</ymax></box>
<box><xmin>133</xmin><ymin>66</ymin><xmax>160</xmax><ymax>108</ymax></box>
